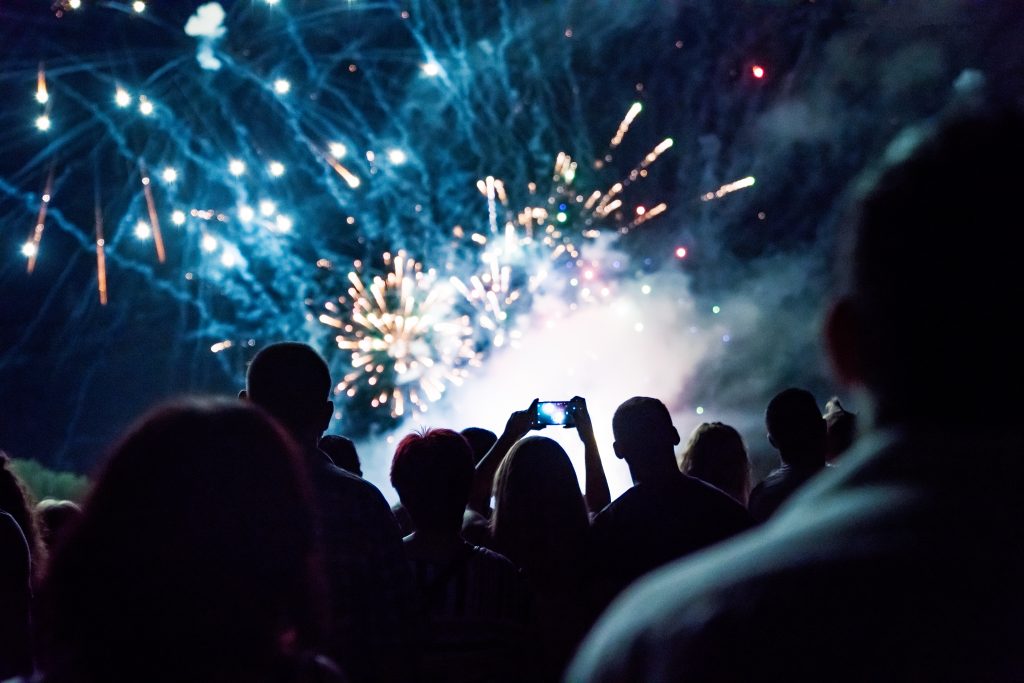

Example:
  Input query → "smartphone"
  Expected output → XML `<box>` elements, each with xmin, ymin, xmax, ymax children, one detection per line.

<box><xmin>535</xmin><ymin>400</ymin><xmax>575</xmax><ymax>427</ymax></box>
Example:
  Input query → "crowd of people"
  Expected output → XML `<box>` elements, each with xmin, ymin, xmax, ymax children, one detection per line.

<box><xmin>1</xmin><ymin>110</ymin><xmax>1021</xmax><ymax>682</ymax></box>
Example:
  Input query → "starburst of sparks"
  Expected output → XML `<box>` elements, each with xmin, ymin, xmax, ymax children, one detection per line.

<box><xmin>320</xmin><ymin>251</ymin><xmax>479</xmax><ymax>418</ymax></box>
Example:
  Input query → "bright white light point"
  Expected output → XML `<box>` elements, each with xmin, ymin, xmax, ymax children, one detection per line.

<box><xmin>583</xmin><ymin>270</ymin><xmax>595</xmax><ymax>280</ymax></box>
<box><xmin>387</xmin><ymin>149</ymin><xmax>407</xmax><ymax>165</ymax></box>
<box><xmin>21</xmin><ymin>242</ymin><xmax>37</xmax><ymax>257</ymax></box>
<box><xmin>69</xmin><ymin>0</ymin><xmax>81</xmax><ymax>7</ymax></box>
<box><xmin>365</xmin><ymin>151</ymin><xmax>375</xmax><ymax>162</ymax></box>
<box><xmin>329</xmin><ymin>142</ymin><xmax>347</xmax><ymax>158</ymax></box>
<box><xmin>634</xmin><ymin>322</ymin><xmax>644</xmax><ymax>332</ymax></box>
<box><xmin>115</xmin><ymin>89</ymin><xmax>131</xmax><ymax>107</ymax></box>
<box><xmin>556</xmin><ymin>212</ymin><xmax>567</xmax><ymax>222</ymax></box>
<box><xmin>132</xmin><ymin>1</ymin><xmax>146</xmax><ymax>13</ymax></box>
<box><xmin>273</xmin><ymin>79</ymin><xmax>291</xmax><ymax>94</ymax></box>
<box><xmin>712</xmin><ymin>305</ymin><xmax>721</xmax><ymax>314</ymax></box>
<box><xmin>641</xmin><ymin>284</ymin><xmax>652</xmax><ymax>295</ymax></box>
<box><xmin>36</xmin><ymin>90</ymin><xmax>48</xmax><ymax>104</ymax></box>
<box><xmin>171</xmin><ymin>210</ymin><xmax>186</xmax><ymax>225</ymax></box>
<box><xmin>569</xmin><ymin>278</ymin><xmax>579</xmax><ymax>287</ymax></box>
<box><xmin>675</xmin><ymin>246</ymin><xmax>687</xmax><ymax>258</ymax></box>
<box><xmin>161</xmin><ymin>167</ymin><xmax>178</xmax><ymax>182</ymax></box>
<box><xmin>422</xmin><ymin>61</ymin><xmax>441</xmax><ymax>77</ymax></box>
<box><xmin>135</xmin><ymin>221</ymin><xmax>152</xmax><ymax>240</ymax></box>
<box><xmin>221</xmin><ymin>250</ymin><xmax>237</xmax><ymax>267</ymax></box>
<box><xmin>268</xmin><ymin>161</ymin><xmax>285</xmax><ymax>177</ymax></box>
<box><xmin>275</xmin><ymin>215</ymin><xmax>293</xmax><ymax>232</ymax></box>
<box><xmin>35</xmin><ymin>115</ymin><xmax>51</xmax><ymax>131</ymax></box>
<box><xmin>138</xmin><ymin>98</ymin><xmax>154</xmax><ymax>116</ymax></box>
<box><xmin>264</xmin><ymin>0</ymin><xmax>279</xmax><ymax>4</ymax></box>
<box><xmin>228</xmin><ymin>159</ymin><xmax>246</xmax><ymax>176</ymax></box>
<box><xmin>238</xmin><ymin>206</ymin><xmax>255</xmax><ymax>222</ymax></box>
<box><xmin>201</xmin><ymin>234</ymin><xmax>218</xmax><ymax>252</ymax></box>
<box><xmin>259</xmin><ymin>200</ymin><xmax>276</xmax><ymax>217</ymax></box>
<box><xmin>696</xmin><ymin>406</ymin><xmax>705</xmax><ymax>415</ymax></box>
<box><xmin>636</xmin><ymin>206</ymin><xmax>646</xmax><ymax>215</ymax></box>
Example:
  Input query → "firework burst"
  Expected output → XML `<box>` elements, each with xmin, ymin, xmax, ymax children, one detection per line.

<box><xmin>320</xmin><ymin>250</ymin><xmax>478</xmax><ymax>419</ymax></box>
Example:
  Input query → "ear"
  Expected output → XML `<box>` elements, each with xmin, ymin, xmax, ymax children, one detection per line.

<box><xmin>825</xmin><ymin>298</ymin><xmax>866</xmax><ymax>387</ymax></box>
<box><xmin>671</xmin><ymin>427</ymin><xmax>680</xmax><ymax>446</ymax></box>
<box><xmin>238</xmin><ymin>389</ymin><xmax>248</xmax><ymax>400</ymax></box>
<box><xmin>612</xmin><ymin>441</ymin><xmax>626</xmax><ymax>460</ymax></box>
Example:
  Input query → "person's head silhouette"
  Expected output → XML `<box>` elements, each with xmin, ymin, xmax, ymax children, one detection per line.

<box><xmin>680</xmin><ymin>422</ymin><xmax>751</xmax><ymax>505</ymax></box>
<box><xmin>765</xmin><ymin>388</ymin><xmax>827</xmax><ymax>468</ymax></box>
<box><xmin>826</xmin><ymin>109</ymin><xmax>1024</xmax><ymax>428</ymax></box>
<box><xmin>612</xmin><ymin>397</ymin><xmax>681</xmax><ymax>484</ymax></box>
<box><xmin>391</xmin><ymin>428</ymin><xmax>474</xmax><ymax>536</ymax></box>
<box><xmin>38</xmin><ymin>398</ymin><xmax>324</xmax><ymax>682</ymax></box>
<box><xmin>242</xmin><ymin>342</ymin><xmax>333</xmax><ymax>447</ymax></box>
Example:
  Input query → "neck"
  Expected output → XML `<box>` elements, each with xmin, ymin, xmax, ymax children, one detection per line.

<box><xmin>628</xmin><ymin>453</ymin><xmax>680</xmax><ymax>485</ymax></box>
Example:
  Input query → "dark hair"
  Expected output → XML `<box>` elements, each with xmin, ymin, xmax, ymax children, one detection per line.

<box><xmin>765</xmin><ymin>388</ymin><xmax>826</xmax><ymax>466</ymax></box>
<box><xmin>320</xmin><ymin>435</ymin><xmax>362</xmax><ymax>477</ymax></box>
<box><xmin>38</xmin><ymin>398</ymin><xmax>324</xmax><ymax>682</ymax></box>
<box><xmin>0</xmin><ymin>453</ymin><xmax>44</xmax><ymax>581</ymax></box>
<box><xmin>35</xmin><ymin>498</ymin><xmax>82</xmax><ymax>553</ymax></box>
<box><xmin>680</xmin><ymin>423</ymin><xmax>751</xmax><ymax>505</ymax></box>
<box><xmin>460</xmin><ymin>427</ymin><xmax>498</xmax><ymax>466</ymax></box>
<box><xmin>491</xmin><ymin>436</ymin><xmax>589</xmax><ymax>580</ymax></box>
<box><xmin>840</xmin><ymin>109</ymin><xmax>1024</xmax><ymax>424</ymax></box>
<box><xmin>612</xmin><ymin>397</ymin><xmax>674</xmax><ymax>454</ymax></box>
<box><xmin>246</xmin><ymin>342</ymin><xmax>331</xmax><ymax>435</ymax></box>
<box><xmin>390</xmin><ymin>428</ymin><xmax>474</xmax><ymax>533</ymax></box>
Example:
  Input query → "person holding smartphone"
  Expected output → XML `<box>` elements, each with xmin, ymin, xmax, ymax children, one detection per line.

<box><xmin>470</xmin><ymin>396</ymin><xmax>610</xmax><ymax>681</ymax></box>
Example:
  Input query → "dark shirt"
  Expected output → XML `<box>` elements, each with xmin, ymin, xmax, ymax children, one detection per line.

<box><xmin>567</xmin><ymin>429</ymin><xmax>1024</xmax><ymax>682</ymax></box>
<box><xmin>409</xmin><ymin>542</ymin><xmax>529</xmax><ymax>683</ymax></box>
<box><xmin>590</xmin><ymin>472</ymin><xmax>752</xmax><ymax>597</ymax></box>
<box><xmin>748</xmin><ymin>461</ymin><xmax>825</xmax><ymax>522</ymax></box>
<box><xmin>306</xmin><ymin>449</ymin><xmax>417</xmax><ymax>683</ymax></box>
<box><xmin>0</xmin><ymin>511</ymin><xmax>32</xmax><ymax>681</ymax></box>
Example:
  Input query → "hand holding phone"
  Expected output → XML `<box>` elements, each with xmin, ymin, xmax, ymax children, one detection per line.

<box><xmin>533</xmin><ymin>400</ymin><xmax>576</xmax><ymax>428</ymax></box>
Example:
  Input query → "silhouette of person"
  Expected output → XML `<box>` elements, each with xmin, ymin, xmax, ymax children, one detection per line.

<box><xmin>747</xmin><ymin>387</ymin><xmax>828</xmax><ymax>521</ymax></box>
<box><xmin>0</xmin><ymin>510</ymin><xmax>32</xmax><ymax>680</ymax></box>
<box><xmin>391</xmin><ymin>428</ymin><xmax>527</xmax><ymax>683</ymax></box>
<box><xmin>823</xmin><ymin>396</ymin><xmax>857</xmax><ymax>461</ymax></box>
<box><xmin>460</xmin><ymin>427</ymin><xmax>498</xmax><ymax>546</ymax></box>
<box><xmin>678</xmin><ymin>421</ymin><xmax>752</xmax><ymax>506</ymax></box>
<box><xmin>35</xmin><ymin>399</ymin><xmax>342</xmax><ymax>683</ymax></box>
<box><xmin>590</xmin><ymin>397</ymin><xmax>752</xmax><ymax>597</ymax></box>
<box><xmin>319</xmin><ymin>435</ymin><xmax>362</xmax><ymax>477</ymax></box>
<box><xmin>567</xmin><ymin>110</ymin><xmax>1024</xmax><ymax>682</ymax></box>
<box><xmin>241</xmin><ymin>342</ymin><xmax>417</xmax><ymax>683</ymax></box>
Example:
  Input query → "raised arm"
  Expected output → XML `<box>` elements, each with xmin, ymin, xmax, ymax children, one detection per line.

<box><xmin>469</xmin><ymin>400</ymin><xmax>537</xmax><ymax>516</ymax></box>
<box><xmin>571</xmin><ymin>396</ymin><xmax>611</xmax><ymax>515</ymax></box>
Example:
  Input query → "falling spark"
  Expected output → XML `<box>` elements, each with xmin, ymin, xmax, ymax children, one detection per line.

<box><xmin>95</xmin><ymin>196</ymin><xmax>108</xmax><ymax>305</ymax></box>
<box><xmin>138</xmin><ymin>161</ymin><xmax>166</xmax><ymax>262</ymax></box>
<box><xmin>210</xmin><ymin>340</ymin><xmax>233</xmax><ymax>353</ymax></box>
<box><xmin>25</xmin><ymin>163</ymin><xmax>55</xmax><ymax>274</ymax></box>
<box><xmin>701</xmin><ymin>176</ymin><xmax>756</xmax><ymax>201</ymax></box>
<box><xmin>609</xmin><ymin>102</ymin><xmax>642</xmax><ymax>149</ymax></box>
<box><xmin>36</xmin><ymin>65</ymin><xmax>49</xmax><ymax>104</ymax></box>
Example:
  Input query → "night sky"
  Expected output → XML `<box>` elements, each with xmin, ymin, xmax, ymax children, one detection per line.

<box><xmin>2</xmin><ymin>0</ymin><xmax>1021</xmax><ymax>497</ymax></box>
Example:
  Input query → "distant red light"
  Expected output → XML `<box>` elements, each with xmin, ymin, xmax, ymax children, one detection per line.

<box><xmin>751</xmin><ymin>65</ymin><xmax>765</xmax><ymax>79</ymax></box>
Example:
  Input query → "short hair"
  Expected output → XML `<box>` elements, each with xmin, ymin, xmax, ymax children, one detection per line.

<box><xmin>765</xmin><ymin>388</ymin><xmax>825</xmax><ymax>464</ymax></box>
<box><xmin>840</xmin><ymin>109</ymin><xmax>1024</xmax><ymax>423</ymax></box>
<box><xmin>680</xmin><ymin>422</ymin><xmax>751</xmax><ymax>505</ymax></box>
<box><xmin>612</xmin><ymin>396</ymin><xmax>675</xmax><ymax>451</ymax></box>
<box><xmin>460</xmin><ymin>427</ymin><xmax>498</xmax><ymax>466</ymax></box>
<box><xmin>38</xmin><ymin>398</ymin><xmax>323</xmax><ymax>680</ymax></box>
<box><xmin>320</xmin><ymin>435</ymin><xmax>362</xmax><ymax>477</ymax></box>
<box><xmin>246</xmin><ymin>342</ymin><xmax>331</xmax><ymax>433</ymax></box>
<box><xmin>390</xmin><ymin>428</ymin><xmax>474</xmax><ymax>533</ymax></box>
